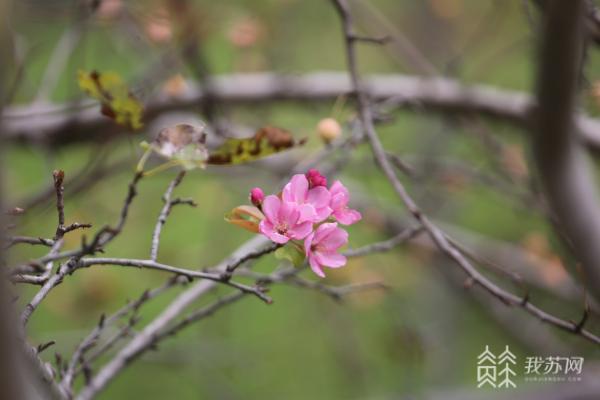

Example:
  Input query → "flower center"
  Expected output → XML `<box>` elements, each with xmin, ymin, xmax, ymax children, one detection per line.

<box><xmin>311</xmin><ymin>244</ymin><xmax>325</xmax><ymax>253</ymax></box>
<box><xmin>275</xmin><ymin>222</ymin><xmax>288</xmax><ymax>235</ymax></box>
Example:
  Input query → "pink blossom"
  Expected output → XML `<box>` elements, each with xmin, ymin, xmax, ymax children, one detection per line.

<box><xmin>304</xmin><ymin>223</ymin><xmax>348</xmax><ymax>278</ymax></box>
<box><xmin>329</xmin><ymin>180</ymin><xmax>362</xmax><ymax>225</ymax></box>
<box><xmin>259</xmin><ymin>195</ymin><xmax>313</xmax><ymax>244</ymax></box>
<box><xmin>282</xmin><ymin>174</ymin><xmax>332</xmax><ymax>223</ymax></box>
<box><xmin>249</xmin><ymin>187</ymin><xmax>264</xmax><ymax>207</ymax></box>
<box><xmin>306</xmin><ymin>169</ymin><xmax>327</xmax><ymax>188</ymax></box>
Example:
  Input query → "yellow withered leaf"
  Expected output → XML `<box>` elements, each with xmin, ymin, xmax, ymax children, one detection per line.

<box><xmin>224</xmin><ymin>205</ymin><xmax>265</xmax><ymax>233</ymax></box>
<box><xmin>207</xmin><ymin>126</ymin><xmax>306</xmax><ymax>165</ymax></box>
<box><xmin>78</xmin><ymin>70</ymin><xmax>144</xmax><ymax>131</ymax></box>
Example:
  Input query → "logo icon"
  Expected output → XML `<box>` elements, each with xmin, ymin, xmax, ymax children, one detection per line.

<box><xmin>477</xmin><ymin>346</ymin><xmax>584</xmax><ymax>388</ymax></box>
<box><xmin>477</xmin><ymin>346</ymin><xmax>516</xmax><ymax>388</ymax></box>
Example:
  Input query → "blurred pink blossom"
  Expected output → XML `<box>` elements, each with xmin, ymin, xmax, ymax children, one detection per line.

<box><xmin>329</xmin><ymin>181</ymin><xmax>362</xmax><ymax>225</ymax></box>
<box><xmin>304</xmin><ymin>223</ymin><xmax>348</xmax><ymax>278</ymax></box>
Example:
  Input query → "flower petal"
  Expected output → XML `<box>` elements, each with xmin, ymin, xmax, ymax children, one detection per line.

<box><xmin>289</xmin><ymin>220</ymin><xmax>313</xmax><ymax>240</ymax></box>
<box><xmin>262</xmin><ymin>195</ymin><xmax>281</xmax><ymax>223</ymax></box>
<box><xmin>314</xmin><ymin>205</ymin><xmax>333</xmax><ymax>222</ymax></box>
<box><xmin>330</xmin><ymin>192</ymin><xmax>347</xmax><ymax>211</ymax></box>
<box><xmin>312</xmin><ymin>223</ymin><xmax>339</xmax><ymax>244</ymax></box>
<box><xmin>259</xmin><ymin>220</ymin><xmax>289</xmax><ymax>243</ymax></box>
<box><xmin>307</xmin><ymin>186</ymin><xmax>331</xmax><ymax>208</ymax></box>
<box><xmin>321</xmin><ymin>226</ymin><xmax>348</xmax><ymax>251</ymax></box>
<box><xmin>283</xmin><ymin>174</ymin><xmax>308</xmax><ymax>203</ymax></box>
<box><xmin>330</xmin><ymin>180</ymin><xmax>347</xmax><ymax>197</ymax></box>
<box><xmin>308</xmin><ymin>255</ymin><xmax>326</xmax><ymax>278</ymax></box>
<box><xmin>279</xmin><ymin>199</ymin><xmax>299</xmax><ymax>225</ymax></box>
<box><xmin>304</xmin><ymin>231</ymin><xmax>315</xmax><ymax>255</ymax></box>
<box><xmin>315</xmin><ymin>252</ymin><xmax>347</xmax><ymax>268</ymax></box>
<box><xmin>297</xmin><ymin>203</ymin><xmax>318</xmax><ymax>223</ymax></box>
<box><xmin>270</xmin><ymin>232</ymin><xmax>290</xmax><ymax>244</ymax></box>
<box><xmin>334</xmin><ymin>208</ymin><xmax>362</xmax><ymax>225</ymax></box>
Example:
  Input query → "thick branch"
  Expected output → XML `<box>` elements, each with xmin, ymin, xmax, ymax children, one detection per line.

<box><xmin>533</xmin><ymin>0</ymin><xmax>600</xmax><ymax>301</ymax></box>
<box><xmin>4</xmin><ymin>72</ymin><xmax>600</xmax><ymax>149</ymax></box>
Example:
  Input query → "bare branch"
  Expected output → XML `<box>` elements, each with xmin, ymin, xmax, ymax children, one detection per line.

<box><xmin>75</xmin><ymin>235</ymin><xmax>270</xmax><ymax>400</ymax></box>
<box><xmin>33</xmin><ymin>7</ymin><xmax>89</xmax><ymax>102</ymax></box>
<box><xmin>343</xmin><ymin>225</ymin><xmax>423</xmax><ymax>257</ymax></box>
<box><xmin>243</xmin><ymin>268</ymin><xmax>389</xmax><ymax>302</ymax></box>
<box><xmin>331</xmin><ymin>0</ymin><xmax>600</xmax><ymax>346</ymax></box>
<box><xmin>20</xmin><ymin>256</ymin><xmax>78</xmax><ymax>326</ymax></box>
<box><xmin>222</xmin><ymin>242</ymin><xmax>281</xmax><ymax>278</ymax></box>
<box><xmin>154</xmin><ymin>292</ymin><xmax>246</xmax><ymax>341</ymax></box>
<box><xmin>11</xmin><ymin>239</ymin><xmax>63</xmax><ymax>285</ymax></box>
<box><xmin>19</xmin><ymin>171</ymin><xmax>143</xmax><ymax>324</ymax></box>
<box><xmin>5</xmin><ymin>235</ymin><xmax>54</xmax><ymax>248</ymax></box>
<box><xmin>150</xmin><ymin>171</ymin><xmax>187</xmax><ymax>262</ymax></box>
<box><xmin>76</xmin><ymin>257</ymin><xmax>272</xmax><ymax>303</ymax></box>
<box><xmin>52</xmin><ymin>170</ymin><xmax>66</xmax><ymax>240</ymax></box>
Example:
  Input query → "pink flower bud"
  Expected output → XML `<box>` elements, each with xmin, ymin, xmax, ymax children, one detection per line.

<box><xmin>249</xmin><ymin>187</ymin><xmax>265</xmax><ymax>207</ymax></box>
<box><xmin>306</xmin><ymin>169</ymin><xmax>327</xmax><ymax>189</ymax></box>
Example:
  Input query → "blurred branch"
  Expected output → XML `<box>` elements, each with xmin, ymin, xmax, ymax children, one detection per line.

<box><xmin>5</xmin><ymin>235</ymin><xmax>54</xmax><ymax>248</ymax></box>
<box><xmin>240</xmin><ymin>267</ymin><xmax>390</xmax><ymax>303</ymax></box>
<box><xmin>353</xmin><ymin>185</ymin><xmax>600</xmax><ymax>346</ymax></box>
<box><xmin>18</xmin><ymin>171</ymin><xmax>143</xmax><ymax>324</ymax></box>
<box><xmin>532</xmin><ymin>0</ymin><xmax>600</xmax><ymax>302</ymax></box>
<box><xmin>33</xmin><ymin>7</ymin><xmax>89</xmax><ymax>103</ymax></box>
<box><xmin>16</xmin><ymin>150</ymin><xmax>127</xmax><ymax>211</ymax></box>
<box><xmin>331</xmin><ymin>0</ymin><xmax>600</xmax><ymax>347</ymax></box>
<box><xmin>343</xmin><ymin>225</ymin><xmax>424</xmax><ymax>257</ymax></box>
<box><xmin>5</xmin><ymin>72</ymin><xmax>600</xmax><ymax>149</ymax></box>
<box><xmin>533</xmin><ymin>0</ymin><xmax>600</xmax><ymax>46</ymax></box>
<box><xmin>61</xmin><ymin>277</ymin><xmax>182</xmax><ymax>396</ymax></box>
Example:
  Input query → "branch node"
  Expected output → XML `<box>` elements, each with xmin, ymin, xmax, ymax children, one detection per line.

<box><xmin>574</xmin><ymin>306</ymin><xmax>590</xmax><ymax>333</ymax></box>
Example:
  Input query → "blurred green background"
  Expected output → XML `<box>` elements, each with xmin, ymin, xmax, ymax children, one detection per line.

<box><xmin>5</xmin><ymin>0</ymin><xmax>600</xmax><ymax>398</ymax></box>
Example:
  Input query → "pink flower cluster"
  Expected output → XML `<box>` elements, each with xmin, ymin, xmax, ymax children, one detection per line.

<box><xmin>250</xmin><ymin>169</ymin><xmax>361</xmax><ymax>278</ymax></box>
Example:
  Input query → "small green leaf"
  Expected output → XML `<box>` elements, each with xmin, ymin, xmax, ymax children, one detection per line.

<box><xmin>274</xmin><ymin>244</ymin><xmax>305</xmax><ymax>267</ymax></box>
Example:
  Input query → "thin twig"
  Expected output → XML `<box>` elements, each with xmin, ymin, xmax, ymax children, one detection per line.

<box><xmin>77</xmin><ymin>257</ymin><xmax>272</xmax><ymax>303</ymax></box>
<box><xmin>20</xmin><ymin>256</ymin><xmax>78</xmax><ymax>326</ymax></box>
<box><xmin>75</xmin><ymin>236</ymin><xmax>271</xmax><ymax>400</ymax></box>
<box><xmin>20</xmin><ymin>172</ymin><xmax>143</xmax><ymax>324</ymax></box>
<box><xmin>331</xmin><ymin>0</ymin><xmax>600</xmax><ymax>346</ymax></box>
<box><xmin>150</xmin><ymin>171</ymin><xmax>187</xmax><ymax>262</ymax></box>
<box><xmin>343</xmin><ymin>226</ymin><xmax>423</xmax><ymax>257</ymax></box>
<box><xmin>5</xmin><ymin>236</ymin><xmax>55</xmax><ymax>248</ymax></box>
